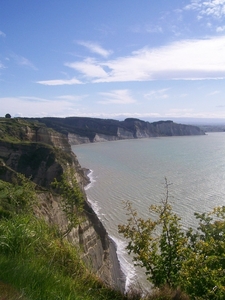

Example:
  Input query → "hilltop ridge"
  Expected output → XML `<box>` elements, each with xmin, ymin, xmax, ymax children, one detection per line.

<box><xmin>24</xmin><ymin>117</ymin><xmax>205</xmax><ymax>145</ymax></box>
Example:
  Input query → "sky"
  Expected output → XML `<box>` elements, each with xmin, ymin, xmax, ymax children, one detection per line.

<box><xmin>0</xmin><ymin>0</ymin><xmax>225</xmax><ymax>122</ymax></box>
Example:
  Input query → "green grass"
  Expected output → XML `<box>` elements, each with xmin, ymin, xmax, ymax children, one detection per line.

<box><xmin>0</xmin><ymin>214</ymin><xmax>125</xmax><ymax>300</ymax></box>
<box><xmin>0</xmin><ymin>117</ymin><xmax>46</xmax><ymax>143</ymax></box>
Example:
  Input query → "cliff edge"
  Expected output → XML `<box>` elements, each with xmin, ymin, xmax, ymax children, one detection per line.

<box><xmin>0</xmin><ymin>118</ymin><xmax>125</xmax><ymax>292</ymax></box>
<box><xmin>25</xmin><ymin>117</ymin><xmax>205</xmax><ymax>145</ymax></box>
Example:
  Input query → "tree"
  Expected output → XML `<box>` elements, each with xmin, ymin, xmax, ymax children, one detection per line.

<box><xmin>5</xmin><ymin>113</ymin><xmax>11</xmax><ymax>118</ymax></box>
<box><xmin>52</xmin><ymin>168</ymin><xmax>85</xmax><ymax>238</ymax></box>
<box><xmin>118</xmin><ymin>179</ymin><xmax>187</xmax><ymax>288</ymax></box>
<box><xmin>119</xmin><ymin>179</ymin><xmax>225</xmax><ymax>299</ymax></box>
<box><xmin>180</xmin><ymin>207</ymin><xmax>225</xmax><ymax>299</ymax></box>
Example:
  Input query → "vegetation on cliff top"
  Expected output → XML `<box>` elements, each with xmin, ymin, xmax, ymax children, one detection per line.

<box><xmin>0</xmin><ymin>117</ymin><xmax>42</xmax><ymax>143</ymax></box>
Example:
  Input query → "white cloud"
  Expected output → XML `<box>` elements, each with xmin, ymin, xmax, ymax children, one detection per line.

<box><xmin>208</xmin><ymin>90</ymin><xmax>220</xmax><ymax>96</ymax></box>
<box><xmin>77</xmin><ymin>41</ymin><xmax>112</xmax><ymax>57</ymax></box>
<box><xmin>65</xmin><ymin>58</ymin><xmax>108</xmax><ymax>79</ymax></box>
<box><xmin>216</xmin><ymin>25</ymin><xmax>225</xmax><ymax>32</ymax></box>
<box><xmin>185</xmin><ymin>0</ymin><xmax>225</xmax><ymax>18</ymax></box>
<box><xmin>37</xmin><ymin>77</ymin><xmax>82</xmax><ymax>86</ymax></box>
<box><xmin>39</xmin><ymin>36</ymin><xmax>225</xmax><ymax>85</ymax></box>
<box><xmin>180</xmin><ymin>94</ymin><xmax>188</xmax><ymax>98</ymax></box>
<box><xmin>167</xmin><ymin>109</ymin><xmax>194</xmax><ymax>117</ymax></box>
<box><xmin>166</xmin><ymin>109</ymin><xmax>225</xmax><ymax>119</ymax></box>
<box><xmin>146</xmin><ymin>25</ymin><xmax>163</xmax><ymax>33</ymax></box>
<box><xmin>0</xmin><ymin>61</ymin><xmax>5</xmax><ymax>69</ymax></box>
<box><xmin>0</xmin><ymin>96</ymin><xmax>82</xmax><ymax>118</ymax></box>
<box><xmin>10</xmin><ymin>53</ymin><xmax>37</xmax><ymax>70</ymax></box>
<box><xmin>98</xmin><ymin>89</ymin><xmax>136</xmax><ymax>104</ymax></box>
<box><xmin>92</xmin><ymin>36</ymin><xmax>225</xmax><ymax>82</ymax></box>
<box><xmin>130</xmin><ymin>24</ymin><xmax>163</xmax><ymax>34</ymax></box>
<box><xmin>0</xmin><ymin>30</ymin><xmax>6</xmax><ymax>37</ymax></box>
<box><xmin>57</xmin><ymin>94</ymin><xmax>87</xmax><ymax>101</ymax></box>
<box><xmin>144</xmin><ymin>88</ymin><xmax>170</xmax><ymax>99</ymax></box>
<box><xmin>19</xmin><ymin>96</ymin><xmax>51</xmax><ymax>102</ymax></box>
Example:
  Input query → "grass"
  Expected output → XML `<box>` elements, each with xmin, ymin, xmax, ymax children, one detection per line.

<box><xmin>0</xmin><ymin>214</ymin><xmax>125</xmax><ymax>300</ymax></box>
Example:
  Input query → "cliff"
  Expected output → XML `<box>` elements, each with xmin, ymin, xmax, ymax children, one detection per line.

<box><xmin>24</xmin><ymin>117</ymin><xmax>205</xmax><ymax>145</ymax></box>
<box><xmin>0</xmin><ymin>118</ymin><xmax>125</xmax><ymax>292</ymax></box>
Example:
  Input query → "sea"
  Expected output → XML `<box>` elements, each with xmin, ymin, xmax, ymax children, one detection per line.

<box><xmin>72</xmin><ymin>132</ymin><xmax>225</xmax><ymax>291</ymax></box>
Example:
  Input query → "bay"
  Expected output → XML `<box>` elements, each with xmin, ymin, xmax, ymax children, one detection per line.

<box><xmin>72</xmin><ymin>132</ymin><xmax>225</xmax><ymax>290</ymax></box>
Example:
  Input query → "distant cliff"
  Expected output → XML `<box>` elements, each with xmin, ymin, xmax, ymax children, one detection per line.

<box><xmin>25</xmin><ymin>117</ymin><xmax>205</xmax><ymax>145</ymax></box>
<box><xmin>0</xmin><ymin>118</ymin><xmax>125</xmax><ymax>292</ymax></box>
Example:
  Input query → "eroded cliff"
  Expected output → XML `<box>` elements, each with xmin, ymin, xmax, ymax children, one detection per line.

<box><xmin>0</xmin><ymin>118</ymin><xmax>125</xmax><ymax>292</ymax></box>
<box><xmin>26</xmin><ymin>117</ymin><xmax>205</xmax><ymax>145</ymax></box>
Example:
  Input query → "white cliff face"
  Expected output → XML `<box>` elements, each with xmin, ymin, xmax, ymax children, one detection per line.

<box><xmin>65</xmin><ymin>119</ymin><xmax>205</xmax><ymax>145</ymax></box>
<box><xmin>68</xmin><ymin>133</ymin><xmax>91</xmax><ymax>145</ymax></box>
<box><xmin>117</xmin><ymin>127</ymin><xmax>134</xmax><ymax>139</ymax></box>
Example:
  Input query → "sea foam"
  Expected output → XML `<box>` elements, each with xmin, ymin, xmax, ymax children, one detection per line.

<box><xmin>84</xmin><ymin>169</ymin><xmax>134</xmax><ymax>291</ymax></box>
<box><xmin>110</xmin><ymin>236</ymin><xmax>136</xmax><ymax>292</ymax></box>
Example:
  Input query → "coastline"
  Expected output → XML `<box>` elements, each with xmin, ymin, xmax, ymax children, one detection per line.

<box><xmin>83</xmin><ymin>169</ymin><xmax>126</xmax><ymax>293</ymax></box>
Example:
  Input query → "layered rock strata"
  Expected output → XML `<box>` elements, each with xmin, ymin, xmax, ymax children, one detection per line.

<box><xmin>0</xmin><ymin>121</ymin><xmax>125</xmax><ymax>292</ymax></box>
<box><xmin>27</xmin><ymin>117</ymin><xmax>205</xmax><ymax>145</ymax></box>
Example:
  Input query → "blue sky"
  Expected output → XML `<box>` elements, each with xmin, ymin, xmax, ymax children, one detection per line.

<box><xmin>0</xmin><ymin>0</ymin><xmax>225</xmax><ymax>122</ymax></box>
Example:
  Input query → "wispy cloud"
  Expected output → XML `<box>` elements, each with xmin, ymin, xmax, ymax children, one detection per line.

<box><xmin>36</xmin><ymin>36</ymin><xmax>225</xmax><ymax>86</ymax></box>
<box><xmin>98</xmin><ymin>89</ymin><xmax>136</xmax><ymax>104</ymax></box>
<box><xmin>65</xmin><ymin>58</ymin><xmax>108</xmax><ymax>79</ymax></box>
<box><xmin>0</xmin><ymin>30</ymin><xmax>6</xmax><ymax>37</ymax></box>
<box><xmin>146</xmin><ymin>24</ymin><xmax>163</xmax><ymax>33</ymax></box>
<box><xmin>66</xmin><ymin>36</ymin><xmax>225</xmax><ymax>82</ymax></box>
<box><xmin>166</xmin><ymin>109</ymin><xmax>194</xmax><ymax>117</ymax></box>
<box><xmin>130</xmin><ymin>24</ymin><xmax>163</xmax><ymax>34</ymax></box>
<box><xmin>0</xmin><ymin>96</ymin><xmax>83</xmax><ymax>118</ymax></box>
<box><xmin>144</xmin><ymin>88</ymin><xmax>170</xmax><ymax>99</ymax></box>
<box><xmin>77</xmin><ymin>41</ymin><xmax>113</xmax><ymax>57</ymax></box>
<box><xmin>57</xmin><ymin>94</ymin><xmax>88</xmax><ymax>101</ymax></box>
<box><xmin>0</xmin><ymin>62</ymin><xmax>5</xmax><ymax>69</ymax></box>
<box><xmin>185</xmin><ymin>0</ymin><xmax>225</xmax><ymax>19</ymax></box>
<box><xmin>21</xmin><ymin>94</ymin><xmax>86</xmax><ymax>102</ymax></box>
<box><xmin>216</xmin><ymin>25</ymin><xmax>225</xmax><ymax>32</ymax></box>
<box><xmin>37</xmin><ymin>77</ymin><xmax>82</xmax><ymax>86</ymax></box>
<box><xmin>19</xmin><ymin>96</ymin><xmax>51</xmax><ymax>102</ymax></box>
<box><xmin>11</xmin><ymin>53</ymin><xmax>37</xmax><ymax>70</ymax></box>
<box><xmin>208</xmin><ymin>90</ymin><xmax>220</xmax><ymax>96</ymax></box>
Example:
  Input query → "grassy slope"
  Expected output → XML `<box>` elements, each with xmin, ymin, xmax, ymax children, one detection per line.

<box><xmin>0</xmin><ymin>213</ymin><xmax>125</xmax><ymax>300</ymax></box>
<box><xmin>0</xmin><ymin>118</ymin><xmax>126</xmax><ymax>300</ymax></box>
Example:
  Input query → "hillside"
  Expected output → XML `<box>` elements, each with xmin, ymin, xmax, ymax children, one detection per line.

<box><xmin>24</xmin><ymin>117</ymin><xmax>205</xmax><ymax>144</ymax></box>
<box><xmin>0</xmin><ymin>118</ymin><xmax>125</xmax><ymax>299</ymax></box>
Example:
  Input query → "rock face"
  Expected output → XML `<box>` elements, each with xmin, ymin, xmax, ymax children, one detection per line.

<box><xmin>0</xmin><ymin>119</ymin><xmax>125</xmax><ymax>292</ymax></box>
<box><xmin>27</xmin><ymin>117</ymin><xmax>205</xmax><ymax>145</ymax></box>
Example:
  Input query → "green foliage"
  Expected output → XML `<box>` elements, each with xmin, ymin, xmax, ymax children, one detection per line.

<box><xmin>0</xmin><ymin>174</ymin><xmax>124</xmax><ymax>299</ymax></box>
<box><xmin>119</xmin><ymin>179</ymin><xmax>187</xmax><ymax>288</ymax></box>
<box><xmin>0</xmin><ymin>214</ymin><xmax>125</xmax><ymax>300</ymax></box>
<box><xmin>119</xmin><ymin>179</ymin><xmax>225</xmax><ymax>299</ymax></box>
<box><xmin>52</xmin><ymin>168</ymin><xmax>85</xmax><ymax>237</ymax></box>
<box><xmin>0</xmin><ymin>117</ymin><xmax>46</xmax><ymax>142</ymax></box>
<box><xmin>180</xmin><ymin>207</ymin><xmax>225</xmax><ymax>299</ymax></box>
<box><xmin>0</xmin><ymin>174</ymin><xmax>36</xmax><ymax>218</ymax></box>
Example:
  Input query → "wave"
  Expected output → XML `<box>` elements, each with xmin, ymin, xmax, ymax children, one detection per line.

<box><xmin>84</xmin><ymin>169</ymin><xmax>96</xmax><ymax>190</ymax></box>
<box><xmin>110</xmin><ymin>235</ymin><xmax>136</xmax><ymax>292</ymax></box>
<box><xmin>84</xmin><ymin>169</ymin><xmax>135</xmax><ymax>291</ymax></box>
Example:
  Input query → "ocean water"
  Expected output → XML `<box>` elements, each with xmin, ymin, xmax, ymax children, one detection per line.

<box><xmin>72</xmin><ymin>132</ymin><xmax>225</xmax><ymax>290</ymax></box>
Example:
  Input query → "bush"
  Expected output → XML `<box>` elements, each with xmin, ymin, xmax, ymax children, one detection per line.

<box><xmin>119</xmin><ymin>179</ymin><xmax>225</xmax><ymax>299</ymax></box>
